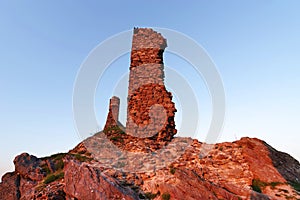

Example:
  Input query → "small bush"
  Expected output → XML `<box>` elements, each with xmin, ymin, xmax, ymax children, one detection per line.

<box><xmin>138</xmin><ymin>192</ymin><xmax>158</xmax><ymax>199</ymax></box>
<box><xmin>56</xmin><ymin>172</ymin><xmax>64</xmax><ymax>179</ymax></box>
<box><xmin>144</xmin><ymin>192</ymin><xmax>157</xmax><ymax>199</ymax></box>
<box><xmin>162</xmin><ymin>192</ymin><xmax>170</xmax><ymax>200</ymax></box>
<box><xmin>110</xmin><ymin>135</ymin><xmax>124</xmax><ymax>143</ymax></box>
<box><xmin>251</xmin><ymin>179</ymin><xmax>265</xmax><ymax>193</ymax></box>
<box><xmin>289</xmin><ymin>181</ymin><xmax>300</xmax><ymax>192</ymax></box>
<box><xmin>252</xmin><ymin>184</ymin><xmax>262</xmax><ymax>193</ymax></box>
<box><xmin>169</xmin><ymin>167</ymin><xmax>176</xmax><ymax>175</ymax></box>
<box><xmin>139</xmin><ymin>193</ymin><xmax>145</xmax><ymax>199</ymax></box>
<box><xmin>111</xmin><ymin>136</ymin><xmax>120</xmax><ymax>141</ymax></box>
<box><xmin>44</xmin><ymin>174</ymin><xmax>57</xmax><ymax>184</ymax></box>
<box><xmin>252</xmin><ymin>179</ymin><xmax>285</xmax><ymax>192</ymax></box>
<box><xmin>43</xmin><ymin>172</ymin><xmax>64</xmax><ymax>184</ymax></box>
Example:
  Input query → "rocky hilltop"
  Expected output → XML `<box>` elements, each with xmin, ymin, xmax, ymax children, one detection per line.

<box><xmin>1</xmin><ymin>137</ymin><xmax>300</xmax><ymax>200</ymax></box>
<box><xmin>1</xmin><ymin>28</ymin><xmax>300</xmax><ymax>200</ymax></box>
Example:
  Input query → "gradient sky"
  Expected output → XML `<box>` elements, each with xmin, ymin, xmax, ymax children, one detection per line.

<box><xmin>1</xmin><ymin>1</ymin><xmax>300</xmax><ymax>178</ymax></box>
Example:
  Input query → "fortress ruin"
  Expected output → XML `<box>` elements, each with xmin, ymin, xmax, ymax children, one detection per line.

<box><xmin>105</xmin><ymin>28</ymin><xmax>177</xmax><ymax>144</ymax></box>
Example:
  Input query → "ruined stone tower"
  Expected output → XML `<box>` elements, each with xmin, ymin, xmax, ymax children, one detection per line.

<box><xmin>125</xmin><ymin>28</ymin><xmax>177</xmax><ymax>141</ymax></box>
<box><xmin>104</xmin><ymin>28</ymin><xmax>177</xmax><ymax>143</ymax></box>
<box><xmin>104</xmin><ymin>96</ymin><xmax>121</xmax><ymax>130</ymax></box>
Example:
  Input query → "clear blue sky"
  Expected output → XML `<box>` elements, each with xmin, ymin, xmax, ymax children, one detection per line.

<box><xmin>1</xmin><ymin>1</ymin><xmax>300</xmax><ymax>177</ymax></box>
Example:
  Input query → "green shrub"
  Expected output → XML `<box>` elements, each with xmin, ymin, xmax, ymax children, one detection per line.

<box><xmin>43</xmin><ymin>172</ymin><xmax>64</xmax><ymax>184</ymax></box>
<box><xmin>251</xmin><ymin>179</ymin><xmax>265</xmax><ymax>193</ymax></box>
<box><xmin>111</xmin><ymin>136</ymin><xmax>121</xmax><ymax>141</ymax></box>
<box><xmin>44</xmin><ymin>174</ymin><xmax>57</xmax><ymax>184</ymax></box>
<box><xmin>139</xmin><ymin>193</ymin><xmax>145</xmax><ymax>199</ymax></box>
<box><xmin>110</xmin><ymin>135</ymin><xmax>124</xmax><ymax>143</ymax></box>
<box><xmin>138</xmin><ymin>192</ymin><xmax>158</xmax><ymax>199</ymax></box>
<box><xmin>252</xmin><ymin>184</ymin><xmax>262</xmax><ymax>193</ymax></box>
<box><xmin>251</xmin><ymin>179</ymin><xmax>285</xmax><ymax>193</ymax></box>
<box><xmin>289</xmin><ymin>181</ymin><xmax>300</xmax><ymax>192</ymax></box>
<box><xmin>162</xmin><ymin>192</ymin><xmax>171</xmax><ymax>200</ymax></box>
<box><xmin>144</xmin><ymin>192</ymin><xmax>157</xmax><ymax>199</ymax></box>
<box><xmin>56</xmin><ymin>172</ymin><xmax>64</xmax><ymax>179</ymax></box>
<box><xmin>169</xmin><ymin>167</ymin><xmax>176</xmax><ymax>175</ymax></box>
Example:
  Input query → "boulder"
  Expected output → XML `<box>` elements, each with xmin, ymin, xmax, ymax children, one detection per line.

<box><xmin>13</xmin><ymin>153</ymin><xmax>45</xmax><ymax>181</ymax></box>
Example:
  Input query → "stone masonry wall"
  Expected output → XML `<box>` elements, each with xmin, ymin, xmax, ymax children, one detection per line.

<box><xmin>126</xmin><ymin>28</ymin><xmax>177</xmax><ymax>141</ymax></box>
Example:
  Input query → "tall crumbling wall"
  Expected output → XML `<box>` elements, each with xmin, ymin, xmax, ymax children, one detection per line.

<box><xmin>126</xmin><ymin>28</ymin><xmax>177</xmax><ymax>141</ymax></box>
<box><xmin>104</xmin><ymin>96</ymin><xmax>120</xmax><ymax>130</ymax></box>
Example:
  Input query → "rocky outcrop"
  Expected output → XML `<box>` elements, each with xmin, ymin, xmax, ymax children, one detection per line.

<box><xmin>265</xmin><ymin>141</ymin><xmax>300</xmax><ymax>184</ymax></box>
<box><xmin>14</xmin><ymin>153</ymin><xmax>45</xmax><ymax>181</ymax></box>
<box><xmin>141</xmin><ymin>167</ymin><xmax>242</xmax><ymax>200</ymax></box>
<box><xmin>1</xmin><ymin>137</ymin><xmax>300</xmax><ymax>199</ymax></box>
<box><xmin>1</xmin><ymin>152</ymin><xmax>69</xmax><ymax>200</ymax></box>
<box><xmin>64</xmin><ymin>158</ymin><xmax>139</xmax><ymax>200</ymax></box>
<box><xmin>0</xmin><ymin>172</ymin><xmax>20</xmax><ymax>200</ymax></box>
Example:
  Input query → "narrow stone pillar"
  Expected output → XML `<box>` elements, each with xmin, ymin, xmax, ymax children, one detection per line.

<box><xmin>104</xmin><ymin>96</ymin><xmax>120</xmax><ymax>129</ymax></box>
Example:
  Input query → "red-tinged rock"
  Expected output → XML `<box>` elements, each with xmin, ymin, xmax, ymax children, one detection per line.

<box><xmin>19</xmin><ymin>177</ymin><xmax>37</xmax><ymax>200</ymax></box>
<box><xmin>13</xmin><ymin>153</ymin><xmax>45</xmax><ymax>181</ymax></box>
<box><xmin>64</xmin><ymin>158</ymin><xmax>138</xmax><ymax>200</ymax></box>
<box><xmin>0</xmin><ymin>172</ymin><xmax>20</xmax><ymax>200</ymax></box>
<box><xmin>264</xmin><ymin>141</ymin><xmax>300</xmax><ymax>184</ymax></box>
<box><xmin>143</xmin><ymin>168</ymin><xmax>241</xmax><ymax>200</ymax></box>
<box><xmin>69</xmin><ymin>142</ymin><xmax>88</xmax><ymax>155</ymax></box>
<box><xmin>237</xmin><ymin>137</ymin><xmax>286</xmax><ymax>183</ymax></box>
